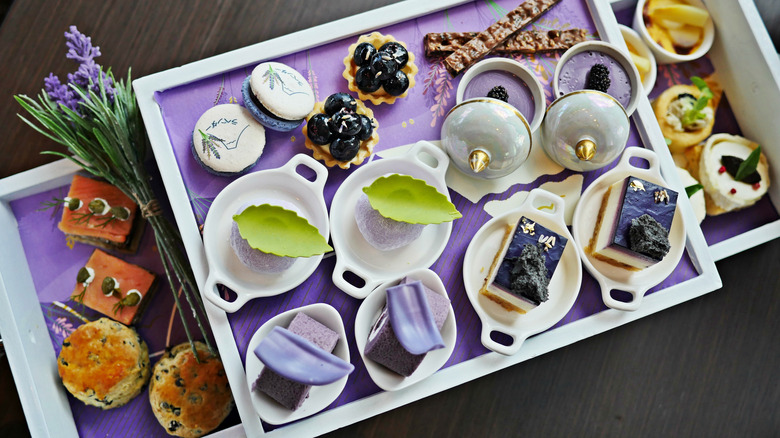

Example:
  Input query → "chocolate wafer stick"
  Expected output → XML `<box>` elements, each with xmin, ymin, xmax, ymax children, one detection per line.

<box><xmin>424</xmin><ymin>29</ymin><xmax>587</xmax><ymax>58</ymax></box>
<box><xmin>443</xmin><ymin>0</ymin><xmax>562</xmax><ymax>76</ymax></box>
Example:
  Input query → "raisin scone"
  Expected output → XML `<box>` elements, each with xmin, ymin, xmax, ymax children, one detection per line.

<box><xmin>57</xmin><ymin>318</ymin><xmax>150</xmax><ymax>409</ymax></box>
<box><xmin>149</xmin><ymin>341</ymin><xmax>233</xmax><ymax>438</ymax></box>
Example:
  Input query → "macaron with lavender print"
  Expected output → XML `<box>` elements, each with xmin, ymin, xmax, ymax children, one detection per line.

<box><xmin>191</xmin><ymin>104</ymin><xmax>266</xmax><ymax>176</ymax></box>
<box><xmin>242</xmin><ymin>62</ymin><xmax>316</xmax><ymax>131</ymax></box>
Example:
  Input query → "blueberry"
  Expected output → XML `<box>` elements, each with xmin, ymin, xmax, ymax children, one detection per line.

<box><xmin>369</xmin><ymin>51</ymin><xmax>398</xmax><ymax>81</ymax></box>
<box><xmin>382</xmin><ymin>70</ymin><xmax>410</xmax><ymax>96</ymax></box>
<box><xmin>357</xmin><ymin>115</ymin><xmax>374</xmax><ymax>141</ymax></box>
<box><xmin>355</xmin><ymin>66</ymin><xmax>382</xmax><ymax>93</ymax></box>
<box><xmin>331</xmin><ymin>111</ymin><xmax>362</xmax><ymax>138</ymax></box>
<box><xmin>353</xmin><ymin>42</ymin><xmax>377</xmax><ymax>68</ymax></box>
<box><xmin>379</xmin><ymin>41</ymin><xmax>409</xmax><ymax>68</ymax></box>
<box><xmin>329</xmin><ymin>136</ymin><xmax>361</xmax><ymax>162</ymax></box>
<box><xmin>324</xmin><ymin>92</ymin><xmax>357</xmax><ymax>116</ymax></box>
<box><xmin>306</xmin><ymin>113</ymin><xmax>333</xmax><ymax>145</ymax></box>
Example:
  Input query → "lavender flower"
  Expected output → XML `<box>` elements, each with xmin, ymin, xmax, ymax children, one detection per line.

<box><xmin>46</xmin><ymin>26</ymin><xmax>115</xmax><ymax>112</ymax></box>
<box><xmin>65</xmin><ymin>25</ymin><xmax>101</xmax><ymax>63</ymax></box>
<box><xmin>44</xmin><ymin>73</ymin><xmax>80</xmax><ymax>113</ymax></box>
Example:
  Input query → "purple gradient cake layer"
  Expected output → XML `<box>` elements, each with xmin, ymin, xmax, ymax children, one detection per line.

<box><xmin>592</xmin><ymin>176</ymin><xmax>678</xmax><ymax>270</ymax></box>
<box><xmin>253</xmin><ymin>313</ymin><xmax>338</xmax><ymax>410</ymax></box>
<box><xmin>481</xmin><ymin>216</ymin><xmax>567</xmax><ymax>313</ymax></box>
<box><xmin>364</xmin><ymin>281</ymin><xmax>450</xmax><ymax>377</ymax></box>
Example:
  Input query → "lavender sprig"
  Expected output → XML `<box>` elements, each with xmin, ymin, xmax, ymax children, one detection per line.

<box><xmin>15</xmin><ymin>27</ymin><xmax>213</xmax><ymax>360</ymax></box>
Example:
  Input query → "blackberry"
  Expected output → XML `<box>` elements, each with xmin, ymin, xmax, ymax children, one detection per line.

<box><xmin>353</xmin><ymin>42</ymin><xmax>377</xmax><ymax>68</ymax></box>
<box><xmin>355</xmin><ymin>66</ymin><xmax>382</xmax><ymax>93</ymax></box>
<box><xmin>486</xmin><ymin>85</ymin><xmax>509</xmax><ymax>102</ymax></box>
<box><xmin>306</xmin><ymin>113</ymin><xmax>333</xmax><ymax>145</ymax></box>
<box><xmin>378</xmin><ymin>41</ymin><xmax>409</xmax><ymax>68</ymax></box>
<box><xmin>585</xmin><ymin>63</ymin><xmax>611</xmax><ymax>93</ymax></box>
<box><xmin>324</xmin><ymin>92</ymin><xmax>357</xmax><ymax>115</ymax></box>
<box><xmin>329</xmin><ymin>136</ymin><xmax>361</xmax><ymax>161</ymax></box>
<box><xmin>382</xmin><ymin>70</ymin><xmax>410</xmax><ymax>96</ymax></box>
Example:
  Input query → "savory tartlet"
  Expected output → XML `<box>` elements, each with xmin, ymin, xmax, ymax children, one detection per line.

<box><xmin>653</xmin><ymin>75</ymin><xmax>721</xmax><ymax>152</ymax></box>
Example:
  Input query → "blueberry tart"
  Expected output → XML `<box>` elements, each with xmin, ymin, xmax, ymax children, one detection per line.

<box><xmin>342</xmin><ymin>32</ymin><xmax>418</xmax><ymax>105</ymax></box>
<box><xmin>302</xmin><ymin>92</ymin><xmax>379</xmax><ymax>169</ymax></box>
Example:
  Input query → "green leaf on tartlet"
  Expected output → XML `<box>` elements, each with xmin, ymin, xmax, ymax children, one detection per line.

<box><xmin>735</xmin><ymin>145</ymin><xmax>761</xmax><ymax>182</ymax></box>
<box><xmin>363</xmin><ymin>174</ymin><xmax>462</xmax><ymax>224</ymax></box>
<box><xmin>681</xmin><ymin>76</ymin><xmax>713</xmax><ymax>128</ymax></box>
<box><xmin>685</xmin><ymin>183</ymin><xmax>703</xmax><ymax>197</ymax></box>
<box><xmin>233</xmin><ymin>204</ymin><xmax>332</xmax><ymax>257</ymax></box>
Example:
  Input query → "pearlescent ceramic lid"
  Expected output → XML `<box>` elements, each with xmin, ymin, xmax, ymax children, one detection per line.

<box><xmin>440</xmin><ymin>97</ymin><xmax>532</xmax><ymax>180</ymax></box>
<box><xmin>540</xmin><ymin>90</ymin><xmax>629</xmax><ymax>172</ymax></box>
<box><xmin>192</xmin><ymin>104</ymin><xmax>266</xmax><ymax>173</ymax></box>
<box><xmin>249</xmin><ymin>62</ymin><xmax>315</xmax><ymax>120</ymax></box>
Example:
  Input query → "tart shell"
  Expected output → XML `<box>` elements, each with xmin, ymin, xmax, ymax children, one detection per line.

<box><xmin>652</xmin><ymin>76</ymin><xmax>722</xmax><ymax>153</ymax></box>
<box><xmin>302</xmin><ymin>100</ymin><xmax>379</xmax><ymax>169</ymax></box>
<box><xmin>342</xmin><ymin>32</ymin><xmax>418</xmax><ymax>105</ymax></box>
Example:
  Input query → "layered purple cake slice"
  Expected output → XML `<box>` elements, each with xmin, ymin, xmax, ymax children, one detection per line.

<box><xmin>590</xmin><ymin>176</ymin><xmax>678</xmax><ymax>270</ymax></box>
<box><xmin>480</xmin><ymin>216</ymin><xmax>567</xmax><ymax>314</ymax></box>
<box><xmin>253</xmin><ymin>312</ymin><xmax>339</xmax><ymax>410</ymax></box>
<box><xmin>364</xmin><ymin>279</ymin><xmax>450</xmax><ymax>377</ymax></box>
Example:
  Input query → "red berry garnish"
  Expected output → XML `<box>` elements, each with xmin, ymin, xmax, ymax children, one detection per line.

<box><xmin>729</xmin><ymin>188</ymin><xmax>737</xmax><ymax>194</ymax></box>
<box><xmin>753</xmin><ymin>182</ymin><xmax>761</xmax><ymax>190</ymax></box>
<box><xmin>718</xmin><ymin>166</ymin><xmax>726</xmax><ymax>174</ymax></box>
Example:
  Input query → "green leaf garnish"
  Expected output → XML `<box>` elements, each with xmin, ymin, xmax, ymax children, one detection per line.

<box><xmin>681</xmin><ymin>76</ymin><xmax>713</xmax><ymax>128</ymax></box>
<box><xmin>685</xmin><ymin>183</ymin><xmax>703</xmax><ymax>197</ymax></box>
<box><xmin>363</xmin><ymin>174</ymin><xmax>462</xmax><ymax>224</ymax></box>
<box><xmin>735</xmin><ymin>145</ymin><xmax>762</xmax><ymax>182</ymax></box>
<box><xmin>233</xmin><ymin>204</ymin><xmax>332</xmax><ymax>257</ymax></box>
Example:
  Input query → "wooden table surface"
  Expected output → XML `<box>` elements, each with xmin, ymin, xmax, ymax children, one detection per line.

<box><xmin>0</xmin><ymin>1</ymin><xmax>778</xmax><ymax>437</ymax></box>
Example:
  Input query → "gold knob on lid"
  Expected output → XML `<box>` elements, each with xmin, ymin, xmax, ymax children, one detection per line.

<box><xmin>575</xmin><ymin>139</ymin><xmax>596</xmax><ymax>161</ymax></box>
<box><xmin>469</xmin><ymin>149</ymin><xmax>490</xmax><ymax>173</ymax></box>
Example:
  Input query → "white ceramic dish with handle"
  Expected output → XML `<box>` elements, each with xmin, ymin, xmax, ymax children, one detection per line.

<box><xmin>571</xmin><ymin>147</ymin><xmax>686</xmax><ymax>311</ymax></box>
<box><xmin>244</xmin><ymin>303</ymin><xmax>350</xmax><ymax>425</ymax></box>
<box><xmin>330</xmin><ymin>140</ymin><xmax>454</xmax><ymax>299</ymax></box>
<box><xmin>354</xmin><ymin>268</ymin><xmax>456</xmax><ymax>392</ymax></box>
<box><xmin>462</xmin><ymin>188</ymin><xmax>582</xmax><ymax>356</ymax></box>
<box><xmin>202</xmin><ymin>154</ymin><xmax>330</xmax><ymax>313</ymax></box>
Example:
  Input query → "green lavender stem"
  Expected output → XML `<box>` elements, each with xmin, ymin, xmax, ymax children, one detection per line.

<box><xmin>15</xmin><ymin>69</ymin><xmax>214</xmax><ymax>360</ymax></box>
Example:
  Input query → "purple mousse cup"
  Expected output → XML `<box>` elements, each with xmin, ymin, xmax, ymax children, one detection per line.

<box><xmin>456</xmin><ymin>57</ymin><xmax>545</xmax><ymax>132</ymax></box>
<box><xmin>230</xmin><ymin>221</ymin><xmax>296</xmax><ymax>274</ymax></box>
<box><xmin>553</xmin><ymin>41</ymin><xmax>641</xmax><ymax>116</ymax></box>
<box><xmin>354</xmin><ymin>193</ymin><xmax>425</xmax><ymax>251</ymax></box>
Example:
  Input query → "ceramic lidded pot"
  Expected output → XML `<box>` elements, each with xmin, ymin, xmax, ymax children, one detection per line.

<box><xmin>440</xmin><ymin>97</ymin><xmax>532</xmax><ymax>179</ymax></box>
<box><xmin>540</xmin><ymin>90</ymin><xmax>630</xmax><ymax>172</ymax></box>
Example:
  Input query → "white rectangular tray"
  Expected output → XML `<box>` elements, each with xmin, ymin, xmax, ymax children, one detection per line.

<box><xmin>610</xmin><ymin>0</ymin><xmax>780</xmax><ymax>260</ymax></box>
<box><xmin>0</xmin><ymin>0</ymin><xmax>743</xmax><ymax>437</ymax></box>
<box><xmin>132</xmin><ymin>0</ymin><xmax>721</xmax><ymax>437</ymax></box>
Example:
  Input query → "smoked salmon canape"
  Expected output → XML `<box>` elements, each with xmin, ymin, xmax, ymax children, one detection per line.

<box><xmin>58</xmin><ymin>174</ymin><xmax>145</xmax><ymax>253</ymax></box>
<box><xmin>71</xmin><ymin>249</ymin><xmax>157</xmax><ymax>325</ymax></box>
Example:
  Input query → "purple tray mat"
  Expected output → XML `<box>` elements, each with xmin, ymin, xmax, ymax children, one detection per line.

<box><xmin>155</xmin><ymin>0</ymin><xmax>700</xmax><ymax>432</ymax></box>
<box><xmin>12</xmin><ymin>0</ymin><xmax>768</xmax><ymax>436</ymax></box>
<box><xmin>612</xmin><ymin>7</ymin><xmax>779</xmax><ymax>245</ymax></box>
<box><xmin>9</xmin><ymin>184</ymin><xmax>240</xmax><ymax>437</ymax></box>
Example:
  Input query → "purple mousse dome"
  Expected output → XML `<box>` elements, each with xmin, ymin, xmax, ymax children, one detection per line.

<box><xmin>354</xmin><ymin>193</ymin><xmax>425</xmax><ymax>251</ymax></box>
<box><xmin>230</xmin><ymin>221</ymin><xmax>296</xmax><ymax>273</ymax></box>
